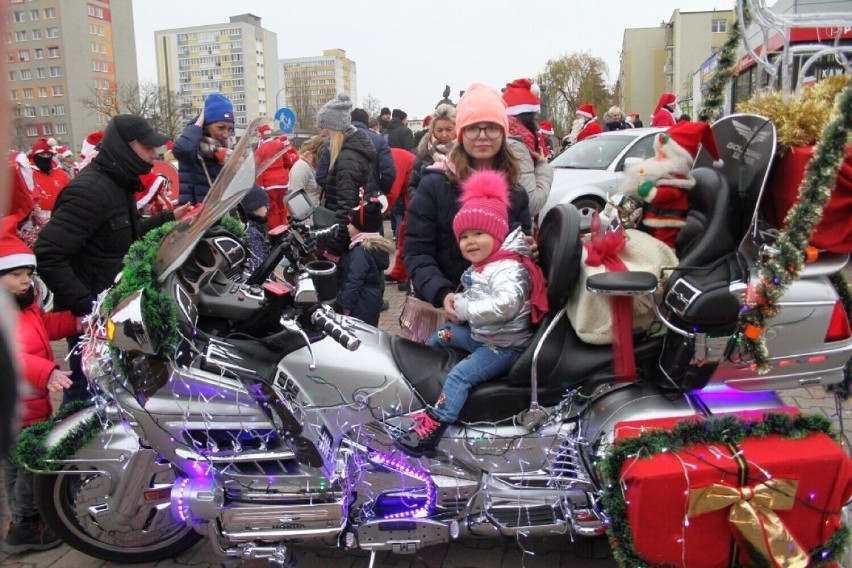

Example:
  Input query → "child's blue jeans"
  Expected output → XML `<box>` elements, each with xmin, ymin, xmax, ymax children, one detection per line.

<box><xmin>428</xmin><ymin>322</ymin><xmax>523</xmax><ymax>424</ymax></box>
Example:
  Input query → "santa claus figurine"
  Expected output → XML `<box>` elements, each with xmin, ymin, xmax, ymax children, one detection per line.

<box><xmin>619</xmin><ymin>120</ymin><xmax>722</xmax><ymax>249</ymax></box>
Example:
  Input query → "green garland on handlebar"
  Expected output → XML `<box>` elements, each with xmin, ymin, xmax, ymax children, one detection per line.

<box><xmin>14</xmin><ymin>399</ymin><xmax>101</xmax><ymax>472</ymax></box>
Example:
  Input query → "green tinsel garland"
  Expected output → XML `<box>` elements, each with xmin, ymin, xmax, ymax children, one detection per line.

<box><xmin>219</xmin><ymin>214</ymin><xmax>246</xmax><ymax>242</ymax></box>
<box><xmin>14</xmin><ymin>399</ymin><xmax>104</xmax><ymax>472</ymax></box>
<box><xmin>102</xmin><ymin>222</ymin><xmax>181</xmax><ymax>358</ymax></box>
<box><xmin>698</xmin><ymin>3</ymin><xmax>750</xmax><ymax>122</ymax></box>
<box><xmin>737</xmin><ymin>85</ymin><xmax>852</xmax><ymax>374</ymax></box>
<box><xmin>599</xmin><ymin>412</ymin><xmax>849</xmax><ymax>568</ymax></box>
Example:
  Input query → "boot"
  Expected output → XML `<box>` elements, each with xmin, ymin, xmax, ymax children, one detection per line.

<box><xmin>2</xmin><ymin>515</ymin><xmax>62</xmax><ymax>554</ymax></box>
<box><xmin>396</xmin><ymin>411</ymin><xmax>447</xmax><ymax>457</ymax></box>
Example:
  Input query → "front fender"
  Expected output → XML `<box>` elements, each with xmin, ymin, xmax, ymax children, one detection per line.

<box><xmin>27</xmin><ymin>401</ymin><xmax>140</xmax><ymax>482</ymax></box>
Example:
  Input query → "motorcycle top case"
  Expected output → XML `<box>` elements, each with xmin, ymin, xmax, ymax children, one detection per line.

<box><xmin>611</xmin><ymin>414</ymin><xmax>852</xmax><ymax>568</ymax></box>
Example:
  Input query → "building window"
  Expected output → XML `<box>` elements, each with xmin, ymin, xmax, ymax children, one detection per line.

<box><xmin>18</xmin><ymin>50</ymin><xmax>29</xmax><ymax>61</ymax></box>
<box><xmin>15</xmin><ymin>31</ymin><xmax>28</xmax><ymax>42</ymax></box>
<box><xmin>10</xmin><ymin>90</ymin><xmax>18</xmax><ymax>100</ymax></box>
<box><xmin>30</xmin><ymin>9</ymin><xmax>39</xmax><ymax>20</ymax></box>
<box><xmin>14</xmin><ymin>11</ymin><xmax>27</xmax><ymax>23</ymax></box>
<box><xmin>34</xmin><ymin>48</ymin><xmax>44</xmax><ymax>59</ymax></box>
<box><xmin>56</xmin><ymin>123</ymin><xmax>67</xmax><ymax>135</ymax></box>
<box><xmin>38</xmin><ymin>86</ymin><xmax>47</xmax><ymax>97</ymax></box>
<box><xmin>49</xmin><ymin>66</ymin><xmax>60</xmax><ymax>77</ymax></box>
<box><xmin>25</xmin><ymin>106</ymin><xmax>37</xmax><ymax>118</ymax></box>
<box><xmin>31</xmin><ymin>29</ymin><xmax>41</xmax><ymax>40</ymax></box>
<box><xmin>26</xmin><ymin>125</ymin><xmax>38</xmax><ymax>137</ymax></box>
<box><xmin>46</xmin><ymin>27</ymin><xmax>59</xmax><ymax>39</ymax></box>
<box><xmin>44</xmin><ymin>8</ymin><xmax>56</xmax><ymax>19</ymax></box>
<box><xmin>47</xmin><ymin>47</ymin><xmax>59</xmax><ymax>58</ymax></box>
<box><xmin>711</xmin><ymin>19</ymin><xmax>727</xmax><ymax>33</ymax></box>
<box><xmin>53</xmin><ymin>104</ymin><xmax>65</xmax><ymax>115</ymax></box>
<box><xmin>41</xmin><ymin>105</ymin><xmax>50</xmax><ymax>116</ymax></box>
<box><xmin>20</xmin><ymin>69</ymin><xmax>31</xmax><ymax>80</ymax></box>
<box><xmin>51</xmin><ymin>85</ymin><xmax>63</xmax><ymax>96</ymax></box>
<box><xmin>43</xmin><ymin>124</ymin><xmax>52</xmax><ymax>135</ymax></box>
<box><xmin>8</xmin><ymin>70</ymin><xmax>16</xmax><ymax>81</ymax></box>
<box><xmin>23</xmin><ymin>88</ymin><xmax>33</xmax><ymax>99</ymax></box>
<box><xmin>36</xmin><ymin>67</ymin><xmax>44</xmax><ymax>78</ymax></box>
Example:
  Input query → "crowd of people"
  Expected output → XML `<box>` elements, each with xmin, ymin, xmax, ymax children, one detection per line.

<box><xmin>2</xmin><ymin>79</ymin><xmax>709</xmax><ymax>550</ymax></box>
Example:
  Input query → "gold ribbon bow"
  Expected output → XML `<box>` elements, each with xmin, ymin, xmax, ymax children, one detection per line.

<box><xmin>687</xmin><ymin>479</ymin><xmax>808</xmax><ymax>568</ymax></box>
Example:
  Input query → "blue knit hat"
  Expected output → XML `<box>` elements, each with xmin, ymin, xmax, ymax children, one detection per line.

<box><xmin>204</xmin><ymin>93</ymin><xmax>234</xmax><ymax>125</ymax></box>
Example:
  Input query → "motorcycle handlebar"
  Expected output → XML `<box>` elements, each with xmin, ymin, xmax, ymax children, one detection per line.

<box><xmin>310</xmin><ymin>308</ymin><xmax>360</xmax><ymax>351</ymax></box>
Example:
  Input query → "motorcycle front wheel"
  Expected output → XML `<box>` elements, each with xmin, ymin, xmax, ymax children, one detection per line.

<box><xmin>35</xmin><ymin>467</ymin><xmax>202</xmax><ymax>562</ymax></box>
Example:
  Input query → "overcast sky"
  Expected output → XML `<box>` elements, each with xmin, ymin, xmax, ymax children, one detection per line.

<box><xmin>132</xmin><ymin>0</ymin><xmax>734</xmax><ymax>120</ymax></box>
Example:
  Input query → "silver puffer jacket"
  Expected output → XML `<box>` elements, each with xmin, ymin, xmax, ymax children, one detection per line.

<box><xmin>454</xmin><ymin>228</ymin><xmax>534</xmax><ymax>348</ymax></box>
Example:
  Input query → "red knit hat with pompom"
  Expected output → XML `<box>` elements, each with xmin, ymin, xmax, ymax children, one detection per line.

<box><xmin>452</xmin><ymin>170</ymin><xmax>511</xmax><ymax>244</ymax></box>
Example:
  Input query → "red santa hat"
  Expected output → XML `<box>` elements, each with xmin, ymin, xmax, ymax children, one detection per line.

<box><xmin>653</xmin><ymin>92</ymin><xmax>677</xmax><ymax>116</ymax></box>
<box><xmin>258</xmin><ymin>124</ymin><xmax>272</xmax><ymax>139</ymax></box>
<box><xmin>29</xmin><ymin>138</ymin><xmax>55</xmax><ymax>157</ymax></box>
<box><xmin>422</xmin><ymin>115</ymin><xmax>432</xmax><ymax>128</ymax></box>
<box><xmin>502</xmin><ymin>78</ymin><xmax>541</xmax><ymax>116</ymax></box>
<box><xmin>81</xmin><ymin>131</ymin><xmax>104</xmax><ymax>158</ymax></box>
<box><xmin>576</xmin><ymin>104</ymin><xmax>596</xmax><ymax>120</ymax></box>
<box><xmin>0</xmin><ymin>216</ymin><xmax>36</xmax><ymax>273</ymax></box>
<box><xmin>136</xmin><ymin>173</ymin><xmax>168</xmax><ymax>210</ymax></box>
<box><xmin>57</xmin><ymin>146</ymin><xmax>73</xmax><ymax>159</ymax></box>
<box><xmin>663</xmin><ymin>120</ymin><xmax>723</xmax><ymax>168</ymax></box>
<box><xmin>539</xmin><ymin>121</ymin><xmax>554</xmax><ymax>136</ymax></box>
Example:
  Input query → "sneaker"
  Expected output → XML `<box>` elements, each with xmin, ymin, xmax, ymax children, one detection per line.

<box><xmin>381</xmin><ymin>299</ymin><xmax>390</xmax><ymax>312</ymax></box>
<box><xmin>397</xmin><ymin>282</ymin><xmax>407</xmax><ymax>292</ymax></box>
<box><xmin>2</xmin><ymin>516</ymin><xmax>62</xmax><ymax>554</ymax></box>
<box><xmin>396</xmin><ymin>411</ymin><xmax>447</xmax><ymax>457</ymax></box>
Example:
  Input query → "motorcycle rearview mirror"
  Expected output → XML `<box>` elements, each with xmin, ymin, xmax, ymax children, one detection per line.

<box><xmin>106</xmin><ymin>289</ymin><xmax>159</xmax><ymax>355</ymax></box>
<box><xmin>285</xmin><ymin>188</ymin><xmax>315</xmax><ymax>222</ymax></box>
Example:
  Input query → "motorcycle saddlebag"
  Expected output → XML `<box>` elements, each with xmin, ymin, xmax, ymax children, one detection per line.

<box><xmin>663</xmin><ymin>253</ymin><xmax>744</xmax><ymax>334</ymax></box>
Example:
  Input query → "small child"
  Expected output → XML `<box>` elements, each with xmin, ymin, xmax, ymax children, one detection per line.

<box><xmin>336</xmin><ymin>199</ymin><xmax>395</xmax><ymax>326</ymax></box>
<box><xmin>396</xmin><ymin>170</ymin><xmax>549</xmax><ymax>457</ymax></box>
<box><xmin>0</xmin><ymin>216</ymin><xmax>79</xmax><ymax>554</ymax></box>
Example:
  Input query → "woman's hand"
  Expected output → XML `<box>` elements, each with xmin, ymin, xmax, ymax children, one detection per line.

<box><xmin>46</xmin><ymin>368</ymin><xmax>73</xmax><ymax>392</ymax></box>
<box><xmin>194</xmin><ymin>111</ymin><xmax>205</xmax><ymax>128</ymax></box>
<box><xmin>524</xmin><ymin>235</ymin><xmax>540</xmax><ymax>261</ymax></box>
<box><xmin>443</xmin><ymin>293</ymin><xmax>461</xmax><ymax>324</ymax></box>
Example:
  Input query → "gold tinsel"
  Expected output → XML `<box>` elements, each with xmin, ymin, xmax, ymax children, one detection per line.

<box><xmin>736</xmin><ymin>75</ymin><xmax>851</xmax><ymax>150</ymax></box>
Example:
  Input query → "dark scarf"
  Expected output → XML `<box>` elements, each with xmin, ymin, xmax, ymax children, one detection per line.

<box><xmin>33</xmin><ymin>155</ymin><xmax>54</xmax><ymax>174</ymax></box>
<box><xmin>93</xmin><ymin>120</ymin><xmax>153</xmax><ymax>189</ymax></box>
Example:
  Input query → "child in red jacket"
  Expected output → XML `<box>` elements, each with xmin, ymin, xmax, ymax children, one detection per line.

<box><xmin>0</xmin><ymin>216</ymin><xmax>79</xmax><ymax>554</ymax></box>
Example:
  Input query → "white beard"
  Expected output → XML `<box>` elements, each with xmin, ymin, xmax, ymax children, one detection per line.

<box><xmin>620</xmin><ymin>150</ymin><xmax>694</xmax><ymax>196</ymax></box>
<box><xmin>567</xmin><ymin>117</ymin><xmax>587</xmax><ymax>145</ymax></box>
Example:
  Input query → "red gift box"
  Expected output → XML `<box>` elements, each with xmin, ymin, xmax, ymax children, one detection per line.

<box><xmin>762</xmin><ymin>144</ymin><xmax>852</xmax><ymax>253</ymax></box>
<box><xmin>612</xmin><ymin>414</ymin><xmax>852</xmax><ymax>568</ymax></box>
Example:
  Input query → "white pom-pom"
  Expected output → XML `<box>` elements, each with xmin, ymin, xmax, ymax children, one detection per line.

<box><xmin>713</xmin><ymin>159</ymin><xmax>724</xmax><ymax>168</ymax></box>
<box><xmin>530</xmin><ymin>82</ymin><xmax>541</xmax><ymax>97</ymax></box>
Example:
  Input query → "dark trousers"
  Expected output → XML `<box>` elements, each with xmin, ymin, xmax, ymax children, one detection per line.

<box><xmin>61</xmin><ymin>334</ymin><xmax>89</xmax><ymax>407</ymax></box>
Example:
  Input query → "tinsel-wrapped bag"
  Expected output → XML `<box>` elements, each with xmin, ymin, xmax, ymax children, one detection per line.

<box><xmin>398</xmin><ymin>294</ymin><xmax>446</xmax><ymax>344</ymax></box>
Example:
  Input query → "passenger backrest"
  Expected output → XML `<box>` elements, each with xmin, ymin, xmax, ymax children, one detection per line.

<box><xmin>537</xmin><ymin>204</ymin><xmax>583</xmax><ymax>308</ymax></box>
<box><xmin>674</xmin><ymin>167</ymin><xmax>734</xmax><ymax>270</ymax></box>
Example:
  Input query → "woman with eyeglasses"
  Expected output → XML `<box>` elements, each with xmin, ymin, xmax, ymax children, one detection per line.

<box><xmin>403</xmin><ymin>84</ymin><xmax>532</xmax><ymax>317</ymax></box>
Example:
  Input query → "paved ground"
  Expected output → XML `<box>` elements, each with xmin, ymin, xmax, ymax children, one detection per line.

<box><xmin>1</xmin><ymin>238</ymin><xmax>849</xmax><ymax>567</ymax></box>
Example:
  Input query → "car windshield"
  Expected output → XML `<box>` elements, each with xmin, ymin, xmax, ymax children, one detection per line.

<box><xmin>551</xmin><ymin>135</ymin><xmax>634</xmax><ymax>170</ymax></box>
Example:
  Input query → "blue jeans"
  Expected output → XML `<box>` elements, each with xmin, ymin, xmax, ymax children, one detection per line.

<box><xmin>428</xmin><ymin>323</ymin><xmax>523</xmax><ymax>423</ymax></box>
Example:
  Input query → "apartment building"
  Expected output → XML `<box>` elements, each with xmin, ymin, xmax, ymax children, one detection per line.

<box><xmin>155</xmin><ymin>14</ymin><xmax>278</xmax><ymax>130</ymax></box>
<box><xmin>6</xmin><ymin>0</ymin><xmax>137</xmax><ymax>152</ymax></box>
<box><xmin>618</xmin><ymin>9</ymin><xmax>734</xmax><ymax>120</ymax></box>
<box><xmin>280</xmin><ymin>49</ymin><xmax>357</xmax><ymax>132</ymax></box>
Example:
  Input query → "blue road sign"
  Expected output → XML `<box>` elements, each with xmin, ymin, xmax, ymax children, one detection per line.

<box><xmin>275</xmin><ymin>107</ymin><xmax>297</xmax><ymax>134</ymax></box>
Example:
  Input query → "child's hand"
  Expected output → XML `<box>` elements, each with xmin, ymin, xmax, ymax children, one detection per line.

<box><xmin>75</xmin><ymin>316</ymin><xmax>87</xmax><ymax>334</ymax></box>
<box><xmin>443</xmin><ymin>293</ymin><xmax>461</xmax><ymax>324</ymax></box>
<box><xmin>46</xmin><ymin>369</ymin><xmax>73</xmax><ymax>392</ymax></box>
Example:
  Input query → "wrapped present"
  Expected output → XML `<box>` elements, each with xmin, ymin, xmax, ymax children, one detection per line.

<box><xmin>603</xmin><ymin>412</ymin><xmax>852</xmax><ymax>568</ymax></box>
<box><xmin>762</xmin><ymin>144</ymin><xmax>852</xmax><ymax>253</ymax></box>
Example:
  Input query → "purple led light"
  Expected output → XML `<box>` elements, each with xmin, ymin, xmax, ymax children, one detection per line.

<box><xmin>174</xmin><ymin>477</ymin><xmax>190</xmax><ymax>522</ymax></box>
<box><xmin>368</xmin><ymin>450</ymin><xmax>436</xmax><ymax>520</ymax></box>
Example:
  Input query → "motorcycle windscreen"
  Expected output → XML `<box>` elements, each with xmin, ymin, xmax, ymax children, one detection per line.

<box><xmin>693</xmin><ymin>113</ymin><xmax>777</xmax><ymax>245</ymax></box>
<box><xmin>153</xmin><ymin>118</ymin><xmax>287</xmax><ymax>282</ymax></box>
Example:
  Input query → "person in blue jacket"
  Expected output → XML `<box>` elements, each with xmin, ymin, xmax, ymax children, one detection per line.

<box><xmin>336</xmin><ymin>199</ymin><xmax>395</xmax><ymax>326</ymax></box>
<box><xmin>172</xmin><ymin>92</ymin><xmax>235</xmax><ymax>205</ymax></box>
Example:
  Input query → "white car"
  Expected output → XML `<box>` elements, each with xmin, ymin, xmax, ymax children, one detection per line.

<box><xmin>540</xmin><ymin>127</ymin><xmax>663</xmax><ymax>219</ymax></box>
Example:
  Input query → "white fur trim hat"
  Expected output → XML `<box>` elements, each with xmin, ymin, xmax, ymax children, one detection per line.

<box><xmin>502</xmin><ymin>78</ymin><xmax>541</xmax><ymax>116</ymax></box>
<box><xmin>0</xmin><ymin>216</ymin><xmax>36</xmax><ymax>273</ymax></box>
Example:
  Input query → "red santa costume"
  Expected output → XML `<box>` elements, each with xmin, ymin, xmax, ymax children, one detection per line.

<box><xmin>564</xmin><ymin>104</ymin><xmax>602</xmax><ymax>145</ymax></box>
<box><xmin>28</xmin><ymin>138</ymin><xmax>70</xmax><ymax>220</ymax></box>
<box><xmin>136</xmin><ymin>173</ymin><xmax>173</xmax><ymax>217</ymax></box>
<box><xmin>650</xmin><ymin>92</ymin><xmax>678</xmax><ymax>128</ymax></box>
<box><xmin>537</xmin><ymin>120</ymin><xmax>554</xmax><ymax>159</ymax></box>
<box><xmin>0</xmin><ymin>217</ymin><xmax>78</xmax><ymax>427</ymax></box>
<box><xmin>620</xmin><ymin>120</ymin><xmax>722</xmax><ymax>248</ymax></box>
<box><xmin>256</xmin><ymin>135</ymin><xmax>300</xmax><ymax>228</ymax></box>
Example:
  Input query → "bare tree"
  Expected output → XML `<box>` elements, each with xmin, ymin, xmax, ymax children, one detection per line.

<box><xmin>284</xmin><ymin>86</ymin><xmax>320</xmax><ymax>134</ymax></box>
<box><xmin>536</xmin><ymin>52</ymin><xmax>612</xmax><ymax>138</ymax></box>
<box><xmin>361</xmin><ymin>93</ymin><xmax>382</xmax><ymax>119</ymax></box>
<box><xmin>79</xmin><ymin>81</ymin><xmax>190</xmax><ymax>140</ymax></box>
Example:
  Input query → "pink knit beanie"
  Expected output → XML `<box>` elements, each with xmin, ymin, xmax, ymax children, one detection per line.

<box><xmin>455</xmin><ymin>84</ymin><xmax>509</xmax><ymax>142</ymax></box>
<box><xmin>452</xmin><ymin>170</ymin><xmax>510</xmax><ymax>244</ymax></box>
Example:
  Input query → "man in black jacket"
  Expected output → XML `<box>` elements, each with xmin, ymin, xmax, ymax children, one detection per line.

<box><xmin>34</xmin><ymin>114</ymin><xmax>189</xmax><ymax>405</ymax></box>
<box><xmin>386</xmin><ymin>109</ymin><xmax>415</xmax><ymax>151</ymax></box>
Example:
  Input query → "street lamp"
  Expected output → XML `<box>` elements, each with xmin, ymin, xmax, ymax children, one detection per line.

<box><xmin>275</xmin><ymin>86</ymin><xmax>286</xmax><ymax>114</ymax></box>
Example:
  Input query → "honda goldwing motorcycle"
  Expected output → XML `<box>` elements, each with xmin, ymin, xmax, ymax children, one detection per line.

<box><xmin>28</xmin><ymin>115</ymin><xmax>850</xmax><ymax>565</ymax></box>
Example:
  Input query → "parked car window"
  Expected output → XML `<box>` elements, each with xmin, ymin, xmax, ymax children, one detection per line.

<box><xmin>616</xmin><ymin>133</ymin><xmax>657</xmax><ymax>170</ymax></box>
<box><xmin>550</xmin><ymin>135</ymin><xmax>633</xmax><ymax>170</ymax></box>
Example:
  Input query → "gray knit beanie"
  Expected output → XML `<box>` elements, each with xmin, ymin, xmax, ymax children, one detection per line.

<box><xmin>317</xmin><ymin>93</ymin><xmax>352</xmax><ymax>131</ymax></box>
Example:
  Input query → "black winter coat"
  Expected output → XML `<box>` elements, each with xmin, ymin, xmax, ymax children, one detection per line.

<box><xmin>403</xmin><ymin>169</ymin><xmax>532</xmax><ymax>307</ymax></box>
<box><xmin>34</xmin><ymin>133</ymin><xmax>175</xmax><ymax>316</ymax></box>
<box><xmin>337</xmin><ymin>237</ymin><xmax>393</xmax><ymax>326</ymax></box>
<box><xmin>324</xmin><ymin>127</ymin><xmax>377</xmax><ymax>255</ymax></box>
<box><xmin>172</xmin><ymin>123</ymin><xmax>224</xmax><ymax>205</ymax></box>
<box><xmin>385</xmin><ymin>119</ymin><xmax>414</xmax><ymax>151</ymax></box>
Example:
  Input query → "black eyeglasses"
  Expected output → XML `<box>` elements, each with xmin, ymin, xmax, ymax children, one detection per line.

<box><xmin>462</xmin><ymin>124</ymin><xmax>503</xmax><ymax>140</ymax></box>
